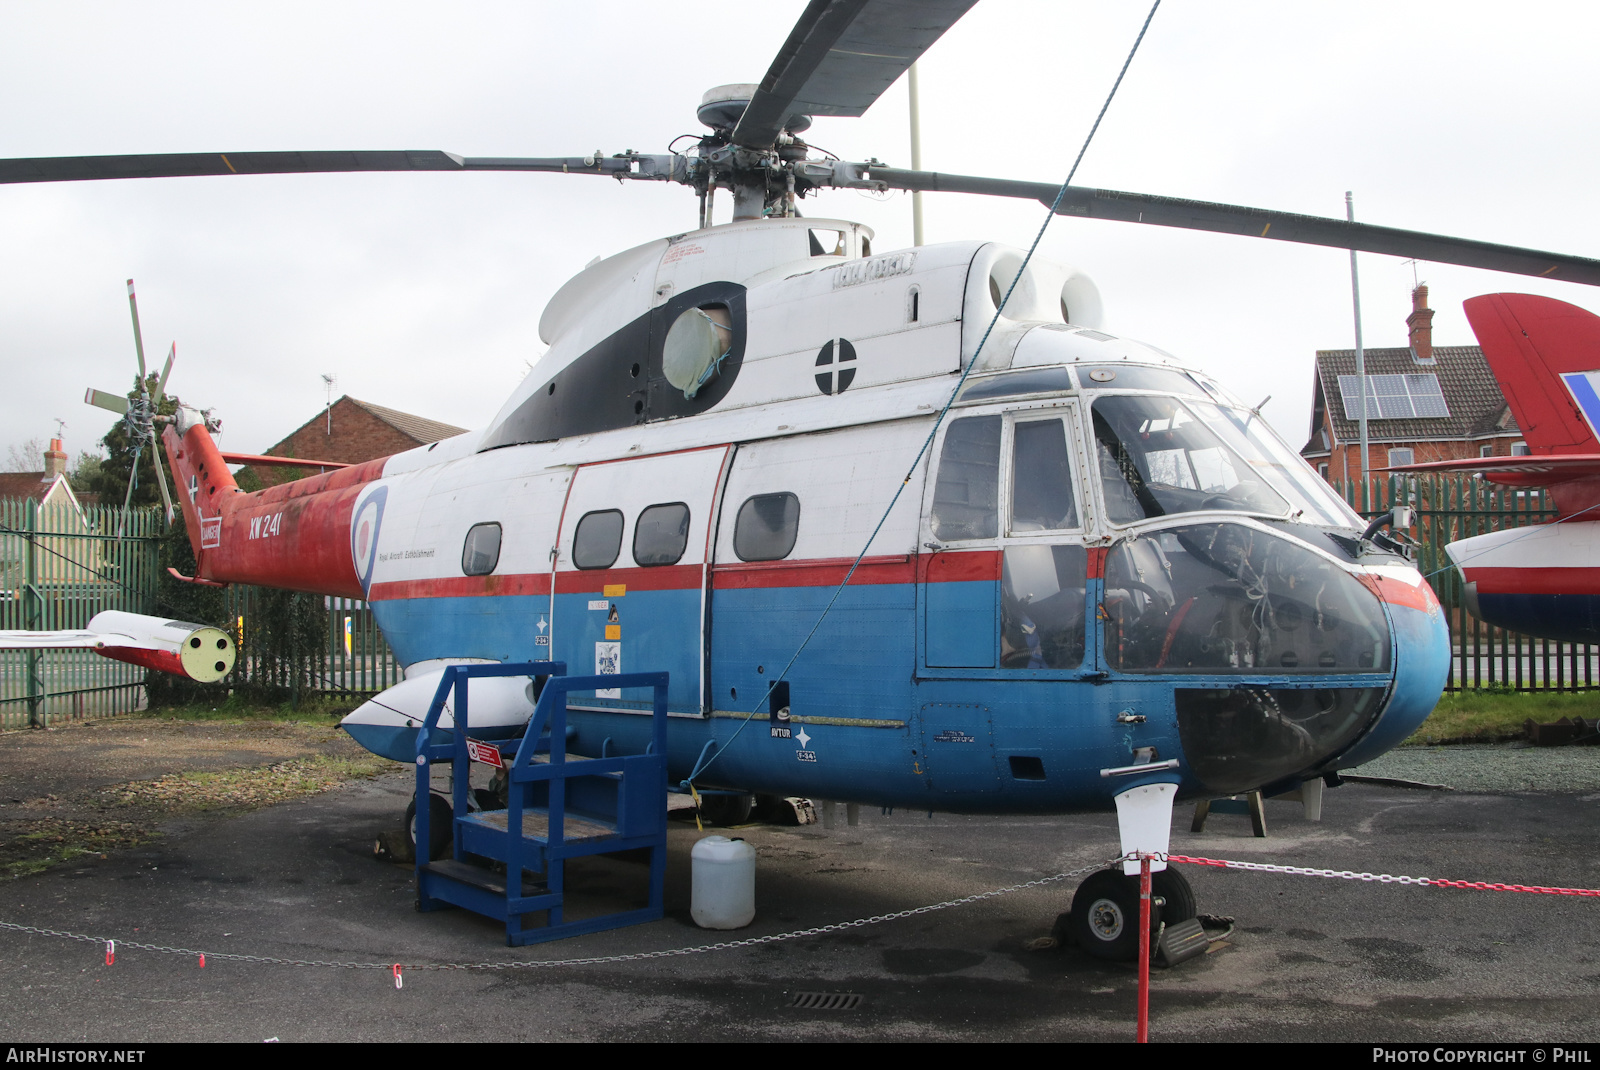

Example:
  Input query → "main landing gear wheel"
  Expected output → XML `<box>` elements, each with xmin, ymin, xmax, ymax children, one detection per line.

<box><xmin>698</xmin><ymin>792</ymin><xmax>755</xmax><ymax>826</ymax></box>
<box><xmin>1068</xmin><ymin>870</ymin><xmax>1184</xmax><ymax>959</ymax></box>
<box><xmin>405</xmin><ymin>794</ymin><xmax>453</xmax><ymax>860</ymax></box>
<box><xmin>1152</xmin><ymin>866</ymin><xmax>1196</xmax><ymax>925</ymax></box>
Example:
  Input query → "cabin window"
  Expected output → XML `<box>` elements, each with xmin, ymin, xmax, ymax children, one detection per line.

<box><xmin>662</xmin><ymin>305</ymin><xmax>733</xmax><ymax>399</ymax></box>
<box><xmin>733</xmin><ymin>493</ymin><xmax>800</xmax><ymax>562</ymax></box>
<box><xmin>1010</xmin><ymin>419</ymin><xmax>1079</xmax><ymax>532</ymax></box>
<box><xmin>461</xmin><ymin>522</ymin><xmax>502</xmax><ymax>576</ymax></box>
<box><xmin>1077</xmin><ymin>365</ymin><xmax>1206</xmax><ymax>396</ymax></box>
<box><xmin>931</xmin><ymin>415</ymin><xmax>1000</xmax><ymax>541</ymax></box>
<box><xmin>809</xmin><ymin>229</ymin><xmax>845</xmax><ymax>257</ymax></box>
<box><xmin>633</xmin><ymin>502</ymin><xmax>690</xmax><ymax>566</ymax></box>
<box><xmin>1001</xmin><ymin>545</ymin><xmax>1087</xmax><ymax>670</ymax></box>
<box><xmin>572</xmin><ymin>509</ymin><xmax>624</xmax><ymax>569</ymax></box>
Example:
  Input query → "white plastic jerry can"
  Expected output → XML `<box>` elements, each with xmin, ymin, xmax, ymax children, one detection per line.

<box><xmin>690</xmin><ymin>835</ymin><xmax>756</xmax><ymax>929</ymax></box>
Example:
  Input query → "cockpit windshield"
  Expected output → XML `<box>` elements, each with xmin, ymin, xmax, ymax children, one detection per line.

<box><xmin>1092</xmin><ymin>394</ymin><xmax>1359</xmax><ymax>527</ymax></box>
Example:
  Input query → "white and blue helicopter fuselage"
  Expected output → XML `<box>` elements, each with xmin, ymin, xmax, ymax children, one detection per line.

<box><xmin>323</xmin><ymin>216</ymin><xmax>1449</xmax><ymax>821</ymax></box>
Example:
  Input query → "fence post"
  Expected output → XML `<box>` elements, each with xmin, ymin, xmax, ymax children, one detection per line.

<box><xmin>24</xmin><ymin>497</ymin><xmax>44</xmax><ymax>728</ymax></box>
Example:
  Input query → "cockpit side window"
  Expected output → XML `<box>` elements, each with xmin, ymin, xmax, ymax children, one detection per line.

<box><xmin>931</xmin><ymin>415</ymin><xmax>1001</xmax><ymax>541</ymax></box>
<box><xmin>1092</xmin><ymin>395</ymin><xmax>1288</xmax><ymax>523</ymax></box>
<box><xmin>1010</xmin><ymin>418</ymin><xmax>1078</xmax><ymax>532</ymax></box>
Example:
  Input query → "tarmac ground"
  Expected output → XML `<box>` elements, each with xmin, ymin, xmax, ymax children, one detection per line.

<box><xmin>3</xmin><ymin>755</ymin><xmax>1600</xmax><ymax>1043</ymax></box>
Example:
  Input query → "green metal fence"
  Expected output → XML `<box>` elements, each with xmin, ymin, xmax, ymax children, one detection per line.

<box><xmin>1343</xmin><ymin>474</ymin><xmax>1596</xmax><ymax>692</ymax></box>
<box><xmin>222</xmin><ymin>587</ymin><xmax>401</xmax><ymax>699</ymax></box>
<box><xmin>0</xmin><ymin>497</ymin><xmax>161</xmax><ymax>728</ymax></box>
<box><xmin>8</xmin><ymin>472</ymin><xmax>1589</xmax><ymax>725</ymax></box>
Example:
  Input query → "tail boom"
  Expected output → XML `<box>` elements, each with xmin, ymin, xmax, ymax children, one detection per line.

<box><xmin>163</xmin><ymin>408</ymin><xmax>386</xmax><ymax>598</ymax></box>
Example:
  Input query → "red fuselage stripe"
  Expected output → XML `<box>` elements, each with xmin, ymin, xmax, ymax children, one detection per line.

<box><xmin>1463</xmin><ymin>566</ymin><xmax>1600</xmax><ymax>597</ymax></box>
<box><xmin>365</xmin><ymin>553</ymin><xmax>1012</xmax><ymax>601</ymax></box>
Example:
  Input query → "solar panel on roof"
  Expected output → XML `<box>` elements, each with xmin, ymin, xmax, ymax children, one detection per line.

<box><xmin>1336</xmin><ymin>373</ymin><xmax>1449</xmax><ymax>419</ymax></box>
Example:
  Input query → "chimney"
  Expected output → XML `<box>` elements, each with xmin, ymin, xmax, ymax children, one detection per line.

<box><xmin>1408</xmin><ymin>284</ymin><xmax>1436</xmax><ymax>365</ymax></box>
<box><xmin>42</xmin><ymin>437</ymin><xmax>67</xmax><ymax>481</ymax></box>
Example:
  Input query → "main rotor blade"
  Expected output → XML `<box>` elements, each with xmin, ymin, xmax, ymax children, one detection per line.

<box><xmin>866</xmin><ymin>167</ymin><xmax>1600</xmax><ymax>286</ymax></box>
<box><xmin>0</xmin><ymin>151</ymin><xmax>673</xmax><ymax>185</ymax></box>
<box><xmin>0</xmin><ymin>150</ymin><xmax>467</xmax><ymax>184</ymax></box>
<box><xmin>731</xmin><ymin>0</ymin><xmax>978</xmax><ymax>149</ymax></box>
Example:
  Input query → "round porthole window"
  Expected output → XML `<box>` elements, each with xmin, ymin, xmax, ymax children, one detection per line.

<box><xmin>662</xmin><ymin>305</ymin><xmax>733</xmax><ymax>398</ymax></box>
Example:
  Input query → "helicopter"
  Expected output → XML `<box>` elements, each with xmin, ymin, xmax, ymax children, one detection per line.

<box><xmin>8</xmin><ymin>0</ymin><xmax>1600</xmax><ymax>960</ymax></box>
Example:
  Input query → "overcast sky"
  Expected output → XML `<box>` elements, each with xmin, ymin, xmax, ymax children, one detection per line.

<box><xmin>3</xmin><ymin>1</ymin><xmax>1598</xmax><ymax>465</ymax></box>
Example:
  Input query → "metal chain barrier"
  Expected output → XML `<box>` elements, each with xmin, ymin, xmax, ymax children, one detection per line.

<box><xmin>1167</xmin><ymin>853</ymin><xmax>1600</xmax><ymax>897</ymax></box>
<box><xmin>0</xmin><ymin>857</ymin><xmax>1116</xmax><ymax>975</ymax></box>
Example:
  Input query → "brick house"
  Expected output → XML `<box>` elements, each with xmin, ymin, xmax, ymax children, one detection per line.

<box><xmin>238</xmin><ymin>396</ymin><xmax>466</xmax><ymax>489</ymax></box>
<box><xmin>0</xmin><ymin>437</ymin><xmax>84</xmax><ymax>508</ymax></box>
<box><xmin>1301</xmin><ymin>286</ymin><xmax>1526</xmax><ymax>491</ymax></box>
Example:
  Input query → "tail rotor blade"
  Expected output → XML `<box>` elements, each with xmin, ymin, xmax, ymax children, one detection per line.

<box><xmin>126</xmin><ymin>279</ymin><xmax>147</xmax><ymax>382</ymax></box>
<box><xmin>157</xmin><ymin>343</ymin><xmax>175</xmax><ymax>397</ymax></box>
<box><xmin>84</xmin><ymin>388</ymin><xmax>130</xmax><ymax>415</ymax></box>
<box><xmin>148</xmin><ymin>426</ymin><xmax>175</xmax><ymax>524</ymax></box>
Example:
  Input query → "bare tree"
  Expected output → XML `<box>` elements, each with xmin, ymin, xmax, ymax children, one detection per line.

<box><xmin>4</xmin><ymin>438</ymin><xmax>44</xmax><ymax>473</ymax></box>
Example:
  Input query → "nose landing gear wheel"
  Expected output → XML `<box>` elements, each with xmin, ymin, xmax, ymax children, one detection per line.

<box><xmin>405</xmin><ymin>793</ymin><xmax>454</xmax><ymax>861</ymax></box>
<box><xmin>1064</xmin><ymin>867</ymin><xmax>1167</xmax><ymax>962</ymax></box>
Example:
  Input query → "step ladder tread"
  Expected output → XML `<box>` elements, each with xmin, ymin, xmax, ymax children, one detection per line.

<box><xmin>462</xmin><ymin>808</ymin><xmax>617</xmax><ymax>842</ymax></box>
<box><xmin>421</xmin><ymin>858</ymin><xmax>550</xmax><ymax>897</ymax></box>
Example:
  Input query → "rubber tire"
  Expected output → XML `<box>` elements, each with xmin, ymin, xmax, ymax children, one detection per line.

<box><xmin>1152</xmin><ymin>866</ymin><xmax>1197</xmax><ymax>924</ymax></box>
<box><xmin>1068</xmin><ymin>868</ymin><xmax>1162</xmax><ymax>962</ymax></box>
<box><xmin>698</xmin><ymin>792</ymin><xmax>755</xmax><ymax>827</ymax></box>
<box><xmin>405</xmin><ymin>794</ymin><xmax>454</xmax><ymax>861</ymax></box>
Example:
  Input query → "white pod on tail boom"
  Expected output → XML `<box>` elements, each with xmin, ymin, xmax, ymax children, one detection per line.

<box><xmin>86</xmin><ymin>611</ymin><xmax>235</xmax><ymax>682</ymax></box>
<box><xmin>0</xmin><ymin>610</ymin><xmax>235</xmax><ymax>682</ymax></box>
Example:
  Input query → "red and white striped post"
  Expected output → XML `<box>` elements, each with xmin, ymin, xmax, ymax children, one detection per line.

<box><xmin>1137</xmin><ymin>854</ymin><xmax>1151</xmax><ymax>1043</ymax></box>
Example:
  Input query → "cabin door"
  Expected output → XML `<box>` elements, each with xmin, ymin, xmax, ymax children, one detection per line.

<box><xmin>551</xmin><ymin>445</ymin><xmax>731</xmax><ymax>715</ymax></box>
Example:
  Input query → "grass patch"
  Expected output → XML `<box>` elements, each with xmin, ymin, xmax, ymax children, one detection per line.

<box><xmin>1407</xmin><ymin>688</ymin><xmax>1600</xmax><ymax>745</ymax></box>
<box><xmin>1</xmin><ymin>819</ymin><xmax>152</xmax><ymax>880</ymax></box>
<box><xmin>104</xmin><ymin>753</ymin><xmax>390</xmax><ymax>812</ymax></box>
<box><xmin>132</xmin><ymin>692</ymin><xmax>362</xmax><ymax>725</ymax></box>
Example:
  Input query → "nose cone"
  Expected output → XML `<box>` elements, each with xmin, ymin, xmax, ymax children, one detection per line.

<box><xmin>1335</xmin><ymin>569</ymin><xmax>1451</xmax><ymax>768</ymax></box>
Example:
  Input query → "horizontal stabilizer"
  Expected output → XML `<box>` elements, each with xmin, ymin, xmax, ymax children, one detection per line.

<box><xmin>1383</xmin><ymin>453</ymin><xmax>1600</xmax><ymax>485</ymax></box>
<box><xmin>218</xmin><ymin>451</ymin><xmax>350</xmax><ymax>470</ymax></box>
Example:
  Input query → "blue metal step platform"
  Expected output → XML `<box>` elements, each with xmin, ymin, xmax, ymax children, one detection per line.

<box><xmin>410</xmin><ymin>662</ymin><xmax>670</xmax><ymax>946</ymax></box>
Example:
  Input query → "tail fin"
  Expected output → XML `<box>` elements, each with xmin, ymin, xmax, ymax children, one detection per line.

<box><xmin>162</xmin><ymin>407</ymin><xmax>242</xmax><ymax>570</ymax></box>
<box><xmin>1464</xmin><ymin>293</ymin><xmax>1600</xmax><ymax>453</ymax></box>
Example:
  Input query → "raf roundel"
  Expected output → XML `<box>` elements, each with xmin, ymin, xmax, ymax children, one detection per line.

<box><xmin>814</xmin><ymin>338</ymin><xmax>857</xmax><ymax>395</ymax></box>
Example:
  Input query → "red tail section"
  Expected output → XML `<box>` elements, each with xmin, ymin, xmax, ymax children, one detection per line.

<box><xmin>1464</xmin><ymin>293</ymin><xmax>1600</xmax><ymax>517</ymax></box>
<box><xmin>162</xmin><ymin>410</ymin><xmax>386</xmax><ymax>597</ymax></box>
<box><xmin>1464</xmin><ymin>293</ymin><xmax>1600</xmax><ymax>452</ymax></box>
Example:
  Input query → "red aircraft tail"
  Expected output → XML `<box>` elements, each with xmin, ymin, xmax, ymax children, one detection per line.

<box><xmin>1463</xmin><ymin>293</ymin><xmax>1600</xmax><ymax>453</ymax></box>
<box><xmin>162</xmin><ymin>407</ymin><xmax>387</xmax><ymax>596</ymax></box>
<box><xmin>1460</xmin><ymin>293</ymin><xmax>1600</xmax><ymax>518</ymax></box>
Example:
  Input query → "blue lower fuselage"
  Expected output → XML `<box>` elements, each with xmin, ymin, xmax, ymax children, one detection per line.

<box><xmin>367</xmin><ymin>556</ymin><xmax>1450</xmax><ymax>814</ymax></box>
